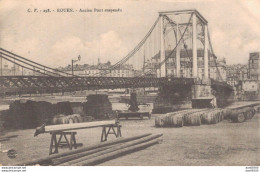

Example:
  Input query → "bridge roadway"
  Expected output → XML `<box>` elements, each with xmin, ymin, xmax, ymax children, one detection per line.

<box><xmin>0</xmin><ymin>76</ymin><xmax>232</xmax><ymax>96</ymax></box>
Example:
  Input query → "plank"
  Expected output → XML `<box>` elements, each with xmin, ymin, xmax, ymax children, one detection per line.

<box><xmin>44</xmin><ymin>120</ymin><xmax>116</xmax><ymax>133</ymax></box>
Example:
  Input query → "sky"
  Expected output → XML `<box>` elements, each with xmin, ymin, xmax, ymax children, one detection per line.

<box><xmin>0</xmin><ymin>0</ymin><xmax>260</xmax><ymax>68</ymax></box>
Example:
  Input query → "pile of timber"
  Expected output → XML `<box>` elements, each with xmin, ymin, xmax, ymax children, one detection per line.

<box><xmin>16</xmin><ymin>133</ymin><xmax>163</xmax><ymax>166</ymax></box>
<box><xmin>7</xmin><ymin>100</ymin><xmax>55</xmax><ymax>129</ymax></box>
<box><xmin>155</xmin><ymin>108</ymin><xmax>228</xmax><ymax>127</ymax></box>
<box><xmin>5</xmin><ymin>100</ymin><xmax>83</xmax><ymax>129</ymax></box>
<box><xmin>83</xmin><ymin>94</ymin><xmax>113</xmax><ymax>119</ymax></box>
<box><xmin>53</xmin><ymin>102</ymin><xmax>73</xmax><ymax>115</ymax></box>
<box><xmin>70</xmin><ymin>102</ymin><xmax>84</xmax><ymax>115</ymax></box>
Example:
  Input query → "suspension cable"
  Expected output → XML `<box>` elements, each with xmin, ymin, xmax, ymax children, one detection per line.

<box><xmin>0</xmin><ymin>51</ymin><xmax>61</xmax><ymax>77</ymax></box>
<box><xmin>141</xmin><ymin>13</ymin><xmax>193</xmax><ymax>77</ymax></box>
<box><xmin>207</xmin><ymin>26</ymin><xmax>223</xmax><ymax>81</ymax></box>
<box><xmin>0</xmin><ymin>55</ymin><xmax>53</xmax><ymax>76</ymax></box>
<box><xmin>0</xmin><ymin>48</ymin><xmax>77</xmax><ymax>77</ymax></box>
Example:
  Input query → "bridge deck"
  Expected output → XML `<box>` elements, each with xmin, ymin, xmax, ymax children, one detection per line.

<box><xmin>0</xmin><ymin>76</ymin><xmax>232</xmax><ymax>95</ymax></box>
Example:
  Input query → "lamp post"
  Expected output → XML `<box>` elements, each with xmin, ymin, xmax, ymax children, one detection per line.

<box><xmin>71</xmin><ymin>55</ymin><xmax>81</xmax><ymax>75</ymax></box>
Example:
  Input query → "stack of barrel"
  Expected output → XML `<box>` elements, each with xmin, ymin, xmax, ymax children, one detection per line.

<box><xmin>155</xmin><ymin>105</ymin><xmax>257</xmax><ymax>127</ymax></box>
<box><xmin>155</xmin><ymin>108</ymin><xmax>227</xmax><ymax>128</ymax></box>
<box><xmin>51</xmin><ymin>114</ymin><xmax>83</xmax><ymax>125</ymax></box>
<box><xmin>83</xmin><ymin>94</ymin><xmax>112</xmax><ymax>119</ymax></box>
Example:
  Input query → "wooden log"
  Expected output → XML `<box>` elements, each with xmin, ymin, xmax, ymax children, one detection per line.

<box><xmin>0</xmin><ymin>135</ymin><xmax>18</xmax><ymax>140</ymax></box>
<box><xmin>73</xmin><ymin>138</ymin><xmax>161</xmax><ymax>166</ymax></box>
<box><xmin>52</xmin><ymin>144</ymin><xmax>119</xmax><ymax>165</ymax></box>
<box><xmin>60</xmin><ymin>134</ymin><xmax>163</xmax><ymax>166</ymax></box>
<box><xmin>16</xmin><ymin>133</ymin><xmax>152</xmax><ymax>166</ymax></box>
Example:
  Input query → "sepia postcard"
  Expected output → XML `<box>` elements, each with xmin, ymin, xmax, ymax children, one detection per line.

<box><xmin>0</xmin><ymin>0</ymin><xmax>259</xmax><ymax>171</ymax></box>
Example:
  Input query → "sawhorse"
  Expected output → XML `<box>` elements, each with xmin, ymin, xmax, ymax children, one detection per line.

<box><xmin>100</xmin><ymin>124</ymin><xmax>122</xmax><ymax>142</ymax></box>
<box><xmin>49</xmin><ymin>131</ymin><xmax>77</xmax><ymax>155</ymax></box>
<box><xmin>48</xmin><ymin>124</ymin><xmax>122</xmax><ymax>155</ymax></box>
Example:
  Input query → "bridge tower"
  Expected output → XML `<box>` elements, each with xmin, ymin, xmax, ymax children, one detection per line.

<box><xmin>159</xmin><ymin>9</ymin><xmax>210</xmax><ymax>79</ymax></box>
<box><xmin>158</xmin><ymin>10</ymin><xmax>217</xmax><ymax>108</ymax></box>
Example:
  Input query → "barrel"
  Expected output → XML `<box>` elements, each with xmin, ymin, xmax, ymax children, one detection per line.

<box><xmin>214</xmin><ymin>110</ymin><xmax>223</xmax><ymax>122</ymax></box>
<box><xmin>72</xmin><ymin>114</ymin><xmax>83</xmax><ymax>123</ymax></box>
<box><xmin>164</xmin><ymin>110</ymin><xmax>192</xmax><ymax>127</ymax></box>
<box><xmin>57</xmin><ymin>116</ymin><xmax>69</xmax><ymax>124</ymax></box>
<box><xmin>222</xmin><ymin>108</ymin><xmax>232</xmax><ymax>119</ymax></box>
<box><xmin>51</xmin><ymin>114</ymin><xmax>65</xmax><ymax>125</ymax></box>
<box><xmin>155</xmin><ymin>116</ymin><xmax>162</xmax><ymax>127</ymax></box>
<box><xmin>67</xmin><ymin>116</ymin><xmax>74</xmax><ymax>124</ymax></box>
<box><xmin>169</xmin><ymin>114</ymin><xmax>184</xmax><ymax>127</ymax></box>
<box><xmin>253</xmin><ymin>106</ymin><xmax>259</xmax><ymax>113</ymax></box>
<box><xmin>164</xmin><ymin>114</ymin><xmax>173</xmax><ymax>127</ymax></box>
<box><xmin>229</xmin><ymin>109</ymin><xmax>246</xmax><ymax>123</ymax></box>
<box><xmin>257</xmin><ymin>106</ymin><xmax>260</xmax><ymax>113</ymax></box>
<box><xmin>184</xmin><ymin>113</ymin><xmax>201</xmax><ymax>126</ymax></box>
<box><xmin>155</xmin><ymin>116</ymin><xmax>165</xmax><ymax>127</ymax></box>
<box><xmin>243</xmin><ymin>107</ymin><xmax>255</xmax><ymax>120</ymax></box>
<box><xmin>201</xmin><ymin>111</ymin><xmax>217</xmax><ymax>124</ymax></box>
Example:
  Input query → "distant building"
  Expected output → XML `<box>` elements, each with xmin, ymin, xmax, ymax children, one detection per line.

<box><xmin>226</xmin><ymin>64</ymin><xmax>248</xmax><ymax>87</ymax></box>
<box><xmin>149</xmin><ymin>49</ymin><xmax>226</xmax><ymax>81</ymax></box>
<box><xmin>209</xmin><ymin>57</ymin><xmax>227</xmax><ymax>81</ymax></box>
<box><xmin>0</xmin><ymin>62</ymin><xmax>25</xmax><ymax>76</ymax></box>
<box><xmin>58</xmin><ymin>61</ymin><xmax>134</xmax><ymax>77</ymax></box>
<box><xmin>248</xmin><ymin>52</ymin><xmax>260</xmax><ymax>80</ymax></box>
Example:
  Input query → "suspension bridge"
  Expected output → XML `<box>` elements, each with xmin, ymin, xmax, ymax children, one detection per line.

<box><xmin>0</xmin><ymin>10</ymin><xmax>232</xmax><ymax>107</ymax></box>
